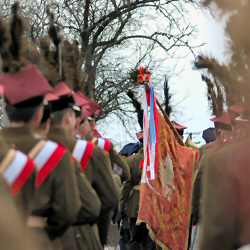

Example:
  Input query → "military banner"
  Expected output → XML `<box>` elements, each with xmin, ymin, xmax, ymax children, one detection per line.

<box><xmin>138</xmin><ymin>95</ymin><xmax>197</xmax><ymax>250</ymax></box>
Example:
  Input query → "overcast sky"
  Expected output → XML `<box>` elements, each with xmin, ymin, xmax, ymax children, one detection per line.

<box><xmin>98</xmin><ymin>4</ymin><xmax>228</xmax><ymax>148</ymax></box>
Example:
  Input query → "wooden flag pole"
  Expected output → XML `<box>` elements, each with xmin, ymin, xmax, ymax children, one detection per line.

<box><xmin>156</xmin><ymin>99</ymin><xmax>185</xmax><ymax>146</ymax></box>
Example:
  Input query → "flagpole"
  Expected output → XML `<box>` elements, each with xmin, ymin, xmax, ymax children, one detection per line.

<box><xmin>131</xmin><ymin>67</ymin><xmax>184</xmax><ymax>146</ymax></box>
<box><xmin>156</xmin><ymin>99</ymin><xmax>185</xmax><ymax>146</ymax></box>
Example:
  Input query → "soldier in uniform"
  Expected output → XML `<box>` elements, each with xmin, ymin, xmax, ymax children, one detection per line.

<box><xmin>34</xmin><ymin>10</ymin><xmax>120</xmax><ymax>243</ymax></box>
<box><xmin>42</xmin><ymin>82</ymin><xmax>103</xmax><ymax>250</ymax></box>
<box><xmin>83</xmin><ymin>113</ymin><xmax>131</xmax><ymax>246</ymax></box>
<box><xmin>0</xmin><ymin>5</ymin><xmax>81</xmax><ymax>249</ymax></box>
<box><xmin>171</xmin><ymin>121</ymin><xmax>187</xmax><ymax>138</ymax></box>
<box><xmin>0</xmin><ymin>67</ymin><xmax>81</xmax><ymax>248</ymax></box>
<box><xmin>198</xmin><ymin>135</ymin><xmax>250</xmax><ymax>249</ymax></box>
<box><xmin>190</xmin><ymin>112</ymin><xmax>234</xmax><ymax>249</ymax></box>
<box><xmin>197</xmin><ymin>112</ymin><xmax>250</xmax><ymax>249</ymax></box>
<box><xmin>120</xmin><ymin>148</ymin><xmax>158</xmax><ymax>250</ymax></box>
<box><xmin>77</xmin><ymin>108</ymin><xmax>120</xmax><ymax>247</ymax></box>
<box><xmin>37</xmin><ymin>22</ymin><xmax>119</xmax><ymax>246</ymax></box>
<box><xmin>0</xmin><ymin>175</ymin><xmax>40</xmax><ymax>250</ymax></box>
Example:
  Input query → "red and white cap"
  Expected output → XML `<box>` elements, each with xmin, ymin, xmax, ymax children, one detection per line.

<box><xmin>0</xmin><ymin>64</ymin><xmax>52</xmax><ymax>105</ymax></box>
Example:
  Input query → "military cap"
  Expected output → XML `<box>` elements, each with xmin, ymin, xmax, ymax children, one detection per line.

<box><xmin>211</xmin><ymin>112</ymin><xmax>232</xmax><ymax>130</ymax></box>
<box><xmin>0</xmin><ymin>64</ymin><xmax>52</xmax><ymax>106</ymax></box>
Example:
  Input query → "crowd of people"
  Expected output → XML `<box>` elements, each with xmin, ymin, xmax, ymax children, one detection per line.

<box><xmin>0</xmin><ymin>3</ymin><xmax>159</xmax><ymax>250</ymax></box>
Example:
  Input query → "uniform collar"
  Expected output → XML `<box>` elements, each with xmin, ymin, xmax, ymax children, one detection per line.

<box><xmin>48</xmin><ymin>126</ymin><xmax>75</xmax><ymax>151</ymax></box>
<box><xmin>1</xmin><ymin>126</ymin><xmax>33</xmax><ymax>137</ymax></box>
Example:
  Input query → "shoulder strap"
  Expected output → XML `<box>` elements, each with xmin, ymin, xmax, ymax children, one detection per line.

<box><xmin>0</xmin><ymin>149</ymin><xmax>35</xmax><ymax>196</ymax></box>
<box><xmin>139</xmin><ymin>159</ymin><xmax>144</xmax><ymax>170</ymax></box>
<box><xmin>30</xmin><ymin>140</ymin><xmax>67</xmax><ymax>188</ymax></box>
<box><xmin>96</xmin><ymin>138</ymin><xmax>112</xmax><ymax>152</ymax></box>
<box><xmin>72</xmin><ymin>139</ymin><xmax>94</xmax><ymax>172</ymax></box>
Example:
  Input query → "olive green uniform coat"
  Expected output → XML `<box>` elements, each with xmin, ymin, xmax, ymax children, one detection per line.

<box><xmin>0</xmin><ymin>176</ymin><xmax>41</xmax><ymax>250</ymax></box>
<box><xmin>120</xmin><ymin>151</ymin><xmax>143</xmax><ymax>220</ymax></box>
<box><xmin>48</xmin><ymin>127</ymin><xmax>102</xmax><ymax>250</ymax></box>
<box><xmin>49</xmin><ymin>129</ymin><xmax>119</xmax><ymax>249</ymax></box>
<box><xmin>84</xmin><ymin>146</ymin><xmax>120</xmax><ymax>246</ymax></box>
<box><xmin>109</xmin><ymin>145</ymin><xmax>130</xmax><ymax>182</ymax></box>
<box><xmin>95</xmin><ymin>143</ymin><xmax>129</xmax><ymax>246</ymax></box>
<box><xmin>0</xmin><ymin>127</ymin><xmax>81</xmax><ymax>248</ymax></box>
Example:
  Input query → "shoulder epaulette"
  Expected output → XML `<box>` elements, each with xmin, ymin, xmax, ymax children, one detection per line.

<box><xmin>72</xmin><ymin>139</ymin><xmax>94</xmax><ymax>171</ymax></box>
<box><xmin>30</xmin><ymin>140</ymin><xmax>67</xmax><ymax>188</ymax></box>
<box><xmin>0</xmin><ymin>149</ymin><xmax>35</xmax><ymax>196</ymax></box>
<box><xmin>96</xmin><ymin>138</ymin><xmax>112</xmax><ymax>152</ymax></box>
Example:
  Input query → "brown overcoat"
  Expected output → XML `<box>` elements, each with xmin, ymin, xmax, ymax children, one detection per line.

<box><xmin>50</xmin><ymin>129</ymin><xmax>119</xmax><ymax>249</ymax></box>
<box><xmin>48</xmin><ymin>127</ymin><xmax>102</xmax><ymax>250</ymax></box>
<box><xmin>0</xmin><ymin>176</ymin><xmax>41</xmax><ymax>250</ymax></box>
<box><xmin>0</xmin><ymin>127</ymin><xmax>81</xmax><ymax>242</ymax></box>
<box><xmin>199</xmin><ymin>137</ymin><xmax>250</xmax><ymax>249</ymax></box>
<box><xmin>85</xmin><ymin>146</ymin><xmax>120</xmax><ymax>246</ymax></box>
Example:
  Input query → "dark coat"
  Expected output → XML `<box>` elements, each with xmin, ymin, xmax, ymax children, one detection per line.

<box><xmin>120</xmin><ymin>151</ymin><xmax>143</xmax><ymax>219</ymax></box>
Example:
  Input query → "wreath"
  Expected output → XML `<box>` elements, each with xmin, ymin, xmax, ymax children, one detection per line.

<box><xmin>130</xmin><ymin>66</ymin><xmax>151</xmax><ymax>85</ymax></box>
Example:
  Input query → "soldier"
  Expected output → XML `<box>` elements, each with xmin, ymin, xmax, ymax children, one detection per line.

<box><xmin>120</xmin><ymin>147</ymin><xmax>158</xmax><ymax>250</ymax></box>
<box><xmin>190</xmin><ymin>112</ymin><xmax>234</xmax><ymax>250</ymax></box>
<box><xmin>76</xmin><ymin>106</ymin><xmax>120</xmax><ymax>247</ymax></box>
<box><xmin>171</xmin><ymin>121</ymin><xmax>187</xmax><ymax>138</ymax></box>
<box><xmin>87</xmin><ymin>114</ymin><xmax>130</xmax><ymax>232</ymax></box>
<box><xmin>198</xmin><ymin>136</ymin><xmax>250</xmax><ymax>249</ymax></box>
<box><xmin>38</xmin><ymin>8</ymin><xmax>119</xmax><ymax>245</ymax></box>
<box><xmin>197</xmin><ymin>109</ymin><xmax>250</xmax><ymax>249</ymax></box>
<box><xmin>0</xmin><ymin>174</ymin><xmax>40</xmax><ymax>250</ymax></box>
<box><xmin>74</xmin><ymin>100</ymin><xmax>129</xmax><ymax>247</ymax></box>
<box><xmin>120</xmin><ymin>150</ymin><xmax>142</xmax><ymax>250</ymax></box>
<box><xmin>0</xmin><ymin>4</ymin><xmax>81</xmax><ymax>248</ymax></box>
<box><xmin>43</xmin><ymin>82</ymin><xmax>102</xmax><ymax>250</ymax></box>
<box><xmin>0</xmin><ymin>68</ymin><xmax>82</xmax><ymax>247</ymax></box>
<box><xmin>37</xmin><ymin>13</ymin><xmax>119</xmax><ymax>245</ymax></box>
<box><xmin>78</xmin><ymin>107</ymin><xmax>130</xmax><ymax>186</ymax></box>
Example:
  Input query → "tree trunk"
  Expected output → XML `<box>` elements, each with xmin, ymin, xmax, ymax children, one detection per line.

<box><xmin>80</xmin><ymin>31</ymin><xmax>96</xmax><ymax>99</ymax></box>
<box><xmin>83</xmin><ymin>63</ymin><xmax>96</xmax><ymax>99</ymax></box>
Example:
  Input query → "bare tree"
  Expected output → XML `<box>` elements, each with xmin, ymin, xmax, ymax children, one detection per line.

<box><xmin>0</xmin><ymin>0</ymin><xmax>198</xmax><ymax>121</ymax></box>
